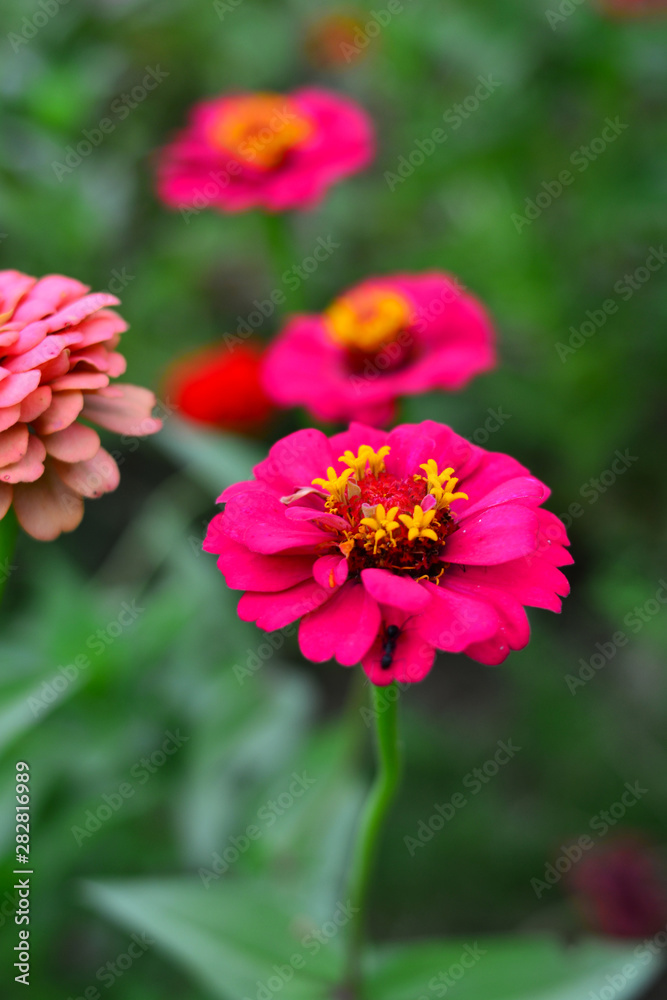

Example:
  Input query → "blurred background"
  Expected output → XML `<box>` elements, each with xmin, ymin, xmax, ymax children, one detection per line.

<box><xmin>1</xmin><ymin>0</ymin><xmax>667</xmax><ymax>997</ymax></box>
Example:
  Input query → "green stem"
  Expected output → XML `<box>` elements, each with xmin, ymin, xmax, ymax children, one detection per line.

<box><xmin>0</xmin><ymin>509</ymin><xmax>18</xmax><ymax>606</ymax></box>
<box><xmin>345</xmin><ymin>683</ymin><xmax>402</xmax><ymax>994</ymax></box>
<box><xmin>260</xmin><ymin>212</ymin><xmax>306</xmax><ymax>314</ymax></box>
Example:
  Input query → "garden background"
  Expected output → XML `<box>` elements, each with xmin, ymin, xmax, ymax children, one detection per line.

<box><xmin>1</xmin><ymin>0</ymin><xmax>667</xmax><ymax>997</ymax></box>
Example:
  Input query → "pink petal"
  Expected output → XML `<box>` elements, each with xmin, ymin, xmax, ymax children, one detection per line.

<box><xmin>52</xmin><ymin>448</ymin><xmax>120</xmax><ymax>498</ymax></box>
<box><xmin>461</xmin><ymin>477</ymin><xmax>549</xmax><ymax>519</ymax></box>
<box><xmin>0</xmin><ymin>270</ymin><xmax>37</xmax><ymax>317</ymax></box>
<box><xmin>0</xmin><ymin>370</ymin><xmax>41</xmax><ymax>407</ymax></box>
<box><xmin>217</xmin><ymin>479</ymin><xmax>268</xmax><ymax>504</ymax></box>
<box><xmin>444</xmin><ymin>506</ymin><xmax>539</xmax><ymax>565</ymax></box>
<box><xmin>385</xmin><ymin>423</ymin><xmax>442</xmax><ymax>479</ymax></box>
<box><xmin>81</xmin><ymin>384</ymin><xmax>161</xmax><ymax>436</ymax></box>
<box><xmin>312</xmin><ymin>553</ymin><xmax>349</xmax><ymax>590</ymax></box>
<box><xmin>448</xmin><ymin>579</ymin><xmax>530</xmax><ymax>664</ymax></box>
<box><xmin>68</xmin><ymin>345</ymin><xmax>127</xmax><ymax>376</ymax></box>
<box><xmin>387</xmin><ymin>421</ymin><xmax>471</xmax><ymax>480</ymax></box>
<box><xmin>254</xmin><ymin>428</ymin><xmax>336</xmax><ymax>495</ymax></box>
<box><xmin>448</xmin><ymin>559</ymin><xmax>570</xmax><ymax>613</ymax></box>
<box><xmin>43</xmin><ymin>423</ymin><xmax>101</xmax><ymax>463</ymax></box>
<box><xmin>284</xmin><ymin>504</ymin><xmax>349</xmax><ymax>530</ymax></box>
<box><xmin>459</xmin><ymin>448</ymin><xmax>531</xmax><ymax>502</ymax></box>
<box><xmin>0</xmin><ymin>424</ymin><xmax>29</xmax><ymax>468</ymax></box>
<box><xmin>415</xmin><ymin>583</ymin><xmax>499</xmax><ymax>652</ymax></box>
<box><xmin>0</xmin><ymin>330</ymin><xmax>20</xmax><ymax>349</ymax></box>
<box><xmin>534</xmin><ymin>509</ymin><xmax>573</xmax><ymax>566</ymax></box>
<box><xmin>361</xmin><ymin>568</ymin><xmax>431</xmax><ymax>611</ymax></box>
<box><xmin>19</xmin><ymin>386</ymin><xmax>52</xmax><ymax>424</ymax></box>
<box><xmin>205</xmin><ymin>528</ymin><xmax>315</xmax><ymax>592</ymax></box>
<box><xmin>0</xmin><ymin>435</ymin><xmax>46</xmax><ymax>484</ymax></box>
<box><xmin>72</xmin><ymin>309</ymin><xmax>128</xmax><ymax>348</ymax></box>
<box><xmin>0</xmin><ymin>404</ymin><xmax>21</xmax><ymax>432</ymax></box>
<box><xmin>11</xmin><ymin>274</ymin><xmax>90</xmax><ymax>324</ymax></box>
<box><xmin>42</xmin><ymin>291</ymin><xmax>120</xmax><ymax>331</ymax></box>
<box><xmin>238</xmin><ymin>578</ymin><xmax>331</xmax><ymax>631</ymax></box>
<box><xmin>2</xmin><ymin>331</ymin><xmax>81</xmax><ymax>373</ymax></box>
<box><xmin>37</xmin><ymin>350</ymin><xmax>71</xmax><ymax>384</ymax></box>
<box><xmin>299</xmin><ymin>582</ymin><xmax>380</xmax><ymax>666</ymax></box>
<box><xmin>223</xmin><ymin>491</ymin><xmax>326</xmax><ymax>554</ymax></box>
<box><xmin>362</xmin><ymin>619</ymin><xmax>436</xmax><ymax>686</ymax></box>
<box><xmin>12</xmin><ymin>465</ymin><xmax>84</xmax><ymax>541</ymax></box>
<box><xmin>48</xmin><ymin>372</ymin><xmax>110</xmax><ymax>392</ymax></box>
<box><xmin>32</xmin><ymin>391</ymin><xmax>84</xmax><ymax>434</ymax></box>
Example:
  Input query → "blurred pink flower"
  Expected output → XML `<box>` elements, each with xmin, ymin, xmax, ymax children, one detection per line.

<box><xmin>204</xmin><ymin>421</ymin><xmax>571</xmax><ymax>685</ymax></box>
<box><xmin>262</xmin><ymin>273</ymin><xmax>497</xmax><ymax>426</ymax></box>
<box><xmin>0</xmin><ymin>270</ymin><xmax>161</xmax><ymax>541</ymax></box>
<box><xmin>156</xmin><ymin>88</ymin><xmax>375</xmax><ymax>214</ymax></box>
<box><xmin>569</xmin><ymin>836</ymin><xmax>667</xmax><ymax>939</ymax></box>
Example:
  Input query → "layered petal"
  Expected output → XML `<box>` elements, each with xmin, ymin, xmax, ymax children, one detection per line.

<box><xmin>0</xmin><ymin>269</ymin><xmax>160</xmax><ymax>540</ymax></box>
<box><xmin>299</xmin><ymin>582</ymin><xmax>380</xmax><ymax>665</ymax></box>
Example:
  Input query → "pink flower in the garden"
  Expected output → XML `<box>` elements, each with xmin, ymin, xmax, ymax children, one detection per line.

<box><xmin>262</xmin><ymin>273</ymin><xmax>497</xmax><ymax>426</ymax></box>
<box><xmin>157</xmin><ymin>88</ymin><xmax>374</xmax><ymax>214</ymax></box>
<box><xmin>0</xmin><ymin>270</ymin><xmax>162</xmax><ymax>541</ymax></box>
<box><xmin>204</xmin><ymin>421</ymin><xmax>571</xmax><ymax>685</ymax></box>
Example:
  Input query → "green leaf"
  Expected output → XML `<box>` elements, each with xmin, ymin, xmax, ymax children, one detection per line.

<box><xmin>156</xmin><ymin>420</ymin><xmax>263</xmax><ymax>495</ymax></box>
<box><xmin>83</xmin><ymin>877</ymin><xmax>344</xmax><ymax>1000</ymax></box>
<box><xmin>365</xmin><ymin>936</ymin><xmax>660</xmax><ymax>1000</ymax></box>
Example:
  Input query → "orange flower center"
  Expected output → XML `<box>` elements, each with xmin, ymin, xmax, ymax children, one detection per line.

<box><xmin>324</xmin><ymin>287</ymin><xmax>413</xmax><ymax>354</ymax></box>
<box><xmin>308</xmin><ymin>445</ymin><xmax>468</xmax><ymax>580</ymax></box>
<box><xmin>208</xmin><ymin>93</ymin><xmax>314</xmax><ymax>170</ymax></box>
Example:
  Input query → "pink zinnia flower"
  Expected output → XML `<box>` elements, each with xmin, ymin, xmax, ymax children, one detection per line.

<box><xmin>204</xmin><ymin>421</ymin><xmax>571</xmax><ymax>685</ymax></box>
<box><xmin>0</xmin><ymin>270</ymin><xmax>162</xmax><ymax>541</ymax></box>
<box><xmin>157</xmin><ymin>88</ymin><xmax>374</xmax><ymax>214</ymax></box>
<box><xmin>262</xmin><ymin>273</ymin><xmax>497</xmax><ymax>426</ymax></box>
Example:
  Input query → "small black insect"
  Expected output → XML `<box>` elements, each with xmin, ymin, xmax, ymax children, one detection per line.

<box><xmin>380</xmin><ymin>624</ymin><xmax>401</xmax><ymax>670</ymax></box>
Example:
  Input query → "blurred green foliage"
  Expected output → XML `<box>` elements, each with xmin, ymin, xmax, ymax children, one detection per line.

<box><xmin>1</xmin><ymin>0</ymin><xmax>667</xmax><ymax>996</ymax></box>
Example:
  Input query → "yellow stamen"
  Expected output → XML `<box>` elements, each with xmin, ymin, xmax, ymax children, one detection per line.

<box><xmin>209</xmin><ymin>93</ymin><xmax>313</xmax><ymax>169</ymax></box>
<box><xmin>398</xmin><ymin>504</ymin><xmax>439</xmax><ymax>543</ymax></box>
<box><xmin>418</xmin><ymin>459</ymin><xmax>468</xmax><ymax>508</ymax></box>
<box><xmin>339</xmin><ymin>444</ymin><xmax>390</xmax><ymax>479</ymax></box>
<box><xmin>311</xmin><ymin>466</ymin><xmax>353</xmax><ymax>502</ymax></box>
<box><xmin>359</xmin><ymin>503</ymin><xmax>400</xmax><ymax>554</ymax></box>
<box><xmin>324</xmin><ymin>287</ymin><xmax>412</xmax><ymax>353</ymax></box>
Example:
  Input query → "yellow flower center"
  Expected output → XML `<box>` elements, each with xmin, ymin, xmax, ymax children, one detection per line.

<box><xmin>324</xmin><ymin>287</ymin><xmax>413</xmax><ymax>354</ymax></box>
<box><xmin>309</xmin><ymin>445</ymin><xmax>468</xmax><ymax>580</ymax></box>
<box><xmin>209</xmin><ymin>93</ymin><xmax>314</xmax><ymax>170</ymax></box>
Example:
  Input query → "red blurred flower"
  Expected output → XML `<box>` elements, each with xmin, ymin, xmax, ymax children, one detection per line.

<box><xmin>568</xmin><ymin>836</ymin><xmax>667</xmax><ymax>938</ymax></box>
<box><xmin>164</xmin><ymin>342</ymin><xmax>275</xmax><ymax>434</ymax></box>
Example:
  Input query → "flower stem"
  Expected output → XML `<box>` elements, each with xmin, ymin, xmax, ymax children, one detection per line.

<box><xmin>345</xmin><ymin>682</ymin><xmax>402</xmax><ymax>994</ymax></box>
<box><xmin>0</xmin><ymin>509</ymin><xmax>18</xmax><ymax>607</ymax></box>
<box><xmin>260</xmin><ymin>212</ymin><xmax>306</xmax><ymax>314</ymax></box>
